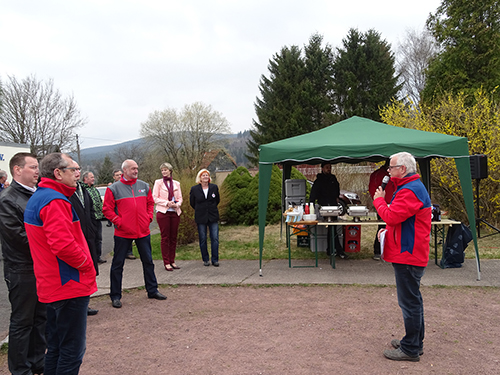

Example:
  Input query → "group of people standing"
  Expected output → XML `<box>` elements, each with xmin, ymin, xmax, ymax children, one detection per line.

<box><xmin>0</xmin><ymin>152</ymin><xmax>221</xmax><ymax>374</ymax></box>
<box><xmin>0</xmin><ymin>150</ymin><xmax>431</xmax><ymax>374</ymax></box>
<box><xmin>152</xmin><ymin>164</ymin><xmax>221</xmax><ymax>270</ymax></box>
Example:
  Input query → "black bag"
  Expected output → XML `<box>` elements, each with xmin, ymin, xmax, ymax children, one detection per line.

<box><xmin>432</xmin><ymin>204</ymin><xmax>441</xmax><ymax>221</ymax></box>
<box><xmin>440</xmin><ymin>224</ymin><xmax>473</xmax><ymax>268</ymax></box>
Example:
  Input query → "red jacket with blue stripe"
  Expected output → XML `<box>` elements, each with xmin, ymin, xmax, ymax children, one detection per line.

<box><xmin>24</xmin><ymin>178</ymin><xmax>97</xmax><ymax>303</ymax></box>
<box><xmin>102</xmin><ymin>177</ymin><xmax>154</xmax><ymax>239</ymax></box>
<box><xmin>374</xmin><ymin>173</ymin><xmax>432</xmax><ymax>267</ymax></box>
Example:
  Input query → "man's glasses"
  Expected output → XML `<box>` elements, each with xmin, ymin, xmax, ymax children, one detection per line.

<box><xmin>59</xmin><ymin>167</ymin><xmax>81</xmax><ymax>173</ymax></box>
<box><xmin>387</xmin><ymin>165</ymin><xmax>402</xmax><ymax>170</ymax></box>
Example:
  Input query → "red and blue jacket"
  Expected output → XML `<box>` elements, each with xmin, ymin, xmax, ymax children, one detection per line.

<box><xmin>374</xmin><ymin>173</ymin><xmax>432</xmax><ymax>267</ymax></box>
<box><xmin>24</xmin><ymin>178</ymin><xmax>97</xmax><ymax>303</ymax></box>
<box><xmin>103</xmin><ymin>177</ymin><xmax>154</xmax><ymax>239</ymax></box>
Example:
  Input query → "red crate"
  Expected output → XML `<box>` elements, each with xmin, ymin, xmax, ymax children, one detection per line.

<box><xmin>344</xmin><ymin>225</ymin><xmax>361</xmax><ymax>252</ymax></box>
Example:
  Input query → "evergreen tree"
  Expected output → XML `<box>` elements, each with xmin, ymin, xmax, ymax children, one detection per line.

<box><xmin>247</xmin><ymin>45</ymin><xmax>308</xmax><ymax>166</ymax></box>
<box><xmin>96</xmin><ymin>155</ymin><xmax>114</xmax><ymax>185</ymax></box>
<box><xmin>247</xmin><ymin>34</ymin><xmax>335</xmax><ymax>165</ymax></box>
<box><xmin>332</xmin><ymin>28</ymin><xmax>401</xmax><ymax>121</ymax></box>
<box><xmin>423</xmin><ymin>0</ymin><xmax>500</xmax><ymax>102</ymax></box>
<box><xmin>303</xmin><ymin>33</ymin><xmax>336</xmax><ymax>128</ymax></box>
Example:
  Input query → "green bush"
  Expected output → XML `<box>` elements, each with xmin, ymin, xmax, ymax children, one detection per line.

<box><xmin>219</xmin><ymin>167</ymin><xmax>254</xmax><ymax>224</ymax></box>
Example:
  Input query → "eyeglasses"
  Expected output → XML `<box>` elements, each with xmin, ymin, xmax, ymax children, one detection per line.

<box><xmin>387</xmin><ymin>165</ymin><xmax>403</xmax><ymax>170</ymax></box>
<box><xmin>59</xmin><ymin>167</ymin><xmax>81</xmax><ymax>173</ymax></box>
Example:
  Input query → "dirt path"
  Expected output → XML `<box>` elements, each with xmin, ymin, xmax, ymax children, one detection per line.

<box><xmin>2</xmin><ymin>285</ymin><xmax>499</xmax><ymax>374</ymax></box>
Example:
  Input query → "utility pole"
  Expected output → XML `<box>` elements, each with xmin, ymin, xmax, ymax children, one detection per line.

<box><xmin>76</xmin><ymin>134</ymin><xmax>81</xmax><ymax>165</ymax></box>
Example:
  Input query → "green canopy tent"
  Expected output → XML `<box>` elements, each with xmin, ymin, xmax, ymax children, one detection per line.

<box><xmin>258</xmin><ymin>116</ymin><xmax>481</xmax><ymax>280</ymax></box>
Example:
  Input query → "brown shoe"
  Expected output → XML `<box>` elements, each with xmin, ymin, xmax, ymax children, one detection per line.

<box><xmin>126</xmin><ymin>254</ymin><xmax>137</xmax><ymax>260</ymax></box>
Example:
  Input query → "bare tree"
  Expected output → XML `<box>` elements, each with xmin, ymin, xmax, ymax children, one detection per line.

<box><xmin>396</xmin><ymin>28</ymin><xmax>440</xmax><ymax>105</ymax></box>
<box><xmin>0</xmin><ymin>75</ymin><xmax>86</xmax><ymax>156</ymax></box>
<box><xmin>140</xmin><ymin>102</ymin><xmax>231</xmax><ymax>171</ymax></box>
<box><xmin>113</xmin><ymin>142</ymin><xmax>147</xmax><ymax>167</ymax></box>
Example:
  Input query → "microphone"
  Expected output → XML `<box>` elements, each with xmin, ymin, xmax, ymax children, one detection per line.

<box><xmin>381</xmin><ymin>176</ymin><xmax>390</xmax><ymax>190</ymax></box>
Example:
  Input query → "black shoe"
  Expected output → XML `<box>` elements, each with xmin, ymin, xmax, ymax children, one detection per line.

<box><xmin>98</xmin><ymin>257</ymin><xmax>107</xmax><ymax>264</ymax></box>
<box><xmin>87</xmin><ymin>307</ymin><xmax>99</xmax><ymax>316</ymax></box>
<box><xmin>212</xmin><ymin>261</ymin><xmax>219</xmax><ymax>267</ymax></box>
<box><xmin>148</xmin><ymin>292</ymin><xmax>167</xmax><ymax>300</ymax></box>
<box><xmin>337</xmin><ymin>251</ymin><xmax>349</xmax><ymax>259</ymax></box>
<box><xmin>203</xmin><ymin>261</ymin><xmax>210</xmax><ymax>266</ymax></box>
<box><xmin>111</xmin><ymin>299</ymin><xmax>122</xmax><ymax>308</ymax></box>
<box><xmin>126</xmin><ymin>254</ymin><xmax>137</xmax><ymax>260</ymax></box>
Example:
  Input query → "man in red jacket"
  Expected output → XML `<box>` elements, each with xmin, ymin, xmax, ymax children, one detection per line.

<box><xmin>373</xmin><ymin>152</ymin><xmax>431</xmax><ymax>362</ymax></box>
<box><xmin>24</xmin><ymin>153</ymin><xmax>97</xmax><ymax>374</ymax></box>
<box><xmin>103</xmin><ymin>159</ymin><xmax>166</xmax><ymax>308</ymax></box>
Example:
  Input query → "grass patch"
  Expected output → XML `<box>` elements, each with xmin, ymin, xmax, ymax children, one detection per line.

<box><xmin>148</xmin><ymin>222</ymin><xmax>500</xmax><ymax>261</ymax></box>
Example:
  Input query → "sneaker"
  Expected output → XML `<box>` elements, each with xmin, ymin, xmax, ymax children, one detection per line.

<box><xmin>383</xmin><ymin>348</ymin><xmax>419</xmax><ymax>362</ymax></box>
<box><xmin>203</xmin><ymin>261</ymin><xmax>210</xmax><ymax>266</ymax></box>
<box><xmin>373</xmin><ymin>254</ymin><xmax>381</xmax><ymax>261</ymax></box>
<box><xmin>391</xmin><ymin>339</ymin><xmax>424</xmax><ymax>356</ymax></box>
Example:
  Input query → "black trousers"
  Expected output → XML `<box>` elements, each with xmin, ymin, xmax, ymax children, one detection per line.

<box><xmin>4</xmin><ymin>264</ymin><xmax>47</xmax><ymax>375</ymax></box>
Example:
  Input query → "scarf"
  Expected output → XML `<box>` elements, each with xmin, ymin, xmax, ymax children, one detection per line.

<box><xmin>163</xmin><ymin>176</ymin><xmax>174</xmax><ymax>201</ymax></box>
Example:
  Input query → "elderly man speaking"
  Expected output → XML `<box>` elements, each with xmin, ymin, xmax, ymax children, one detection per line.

<box><xmin>103</xmin><ymin>159</ymin><xmax>167</xmax><ymax>308</ymax></box>
<box><xmin>373</xmin><ymin>152</ymin><xmax>431</xmax><ymax>362</ymax></box>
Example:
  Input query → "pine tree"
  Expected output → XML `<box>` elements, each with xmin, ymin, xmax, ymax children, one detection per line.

<box><xmin>96</xmin><ymin>155</ymin><xmax>114</xmax><ymax>185</ymax></box>
<box><xmin>332</xmin><ymin>28</ymin><xmax>401</xmax><ymax>121</ymax></box>
<box><xmin>303</xmin><ymin>33</ymin><xmax>336</xmax><ymax>128</ymax></box>
<box><xmin>247</xmin><ymin>45</ymin><xmax>309</xmax><ymax>166</ymax></box>
<box><xmin>247</xmin><ymin>34</ymin><xmax>335</xmax><ymax>165</ymax></box>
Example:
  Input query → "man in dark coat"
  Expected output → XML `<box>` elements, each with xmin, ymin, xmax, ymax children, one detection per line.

<box><xmin>309</xmin><ymin>162</ymin><xmax>347</xmax><ymax>258</ymax></box>
<box><xmin>0</xmin><ymin>153</ymin><xmax>46</xmax><ymax>375</ymax></box>
<box><xmin>68</xmin><ymin>160</ymin><xmax>99</xmax><ymax>316</ymax></box>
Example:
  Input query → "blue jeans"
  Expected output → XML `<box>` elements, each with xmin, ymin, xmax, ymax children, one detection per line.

<box><xmin>393</xmin><ymin>263</ymin><xmax>426</xmax><ymax>357</ymax></box>
<box><xmin>4</xmin><ymin>265</ymin><xmax>46</xmax><ymax>375</ymax></box>
<box><xmin>197</xmin><ymin>222</ymin><xmax>219</xmax><ymax>263</ymax></box>
<box><xmin>45</xmin><ymin>296</ymin><xmax>89</xmax><ymax>375</ymax></box>
<box><xmin>110</xmin><ymin>235</ymin><xmax>158</xmax><ymax>300</ymax></box>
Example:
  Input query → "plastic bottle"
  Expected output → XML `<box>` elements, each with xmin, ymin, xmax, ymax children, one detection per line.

<box><xmin>304</xmin><ymin>203</ymin><xmax>310</xmax><ymax>214</ymax></box>
<box><xmin>309</xmin><ymin>203</ymin><xmax>315</xmax><ymax>215</ymax></box>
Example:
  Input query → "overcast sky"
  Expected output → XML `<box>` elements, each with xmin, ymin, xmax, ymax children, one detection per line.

<box><xmin>0</xmin><ymin>0</ymin><xmax>442</xmax><ymax>149</ymax></box>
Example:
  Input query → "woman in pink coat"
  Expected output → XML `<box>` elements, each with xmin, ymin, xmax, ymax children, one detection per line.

<box><xmin>152</xmin><ymin>162</ymin><xmax>183</xmax><ymax>271</ymax></box>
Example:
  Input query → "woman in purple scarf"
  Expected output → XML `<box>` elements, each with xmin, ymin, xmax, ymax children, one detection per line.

<box><xmin>152</xmin><ymin>162</ymin><xmax>183</xmax><ymax>271</ymax></box>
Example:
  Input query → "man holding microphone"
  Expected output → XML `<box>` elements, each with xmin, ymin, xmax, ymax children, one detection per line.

<box><xmin>373</xmin><ymin>152</ymin><xmax>431</xmax><ymax>362</ymax></box>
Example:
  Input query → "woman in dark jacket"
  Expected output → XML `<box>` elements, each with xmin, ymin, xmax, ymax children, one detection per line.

<box><xmin>189</xmin><ymin>169</ymin><xmax>220</xmax><ymax>266</ymax></box>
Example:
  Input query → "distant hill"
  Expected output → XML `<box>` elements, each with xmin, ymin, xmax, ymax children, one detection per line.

<box><xmin>76</xmin><ymin>132</ymin><xmax>251</xmax><ymax>167</ymax></box>
<box><xmin>76</xmin><ymin>138</ymin><xmax>145</xmax><ymax>163</ymax></box>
